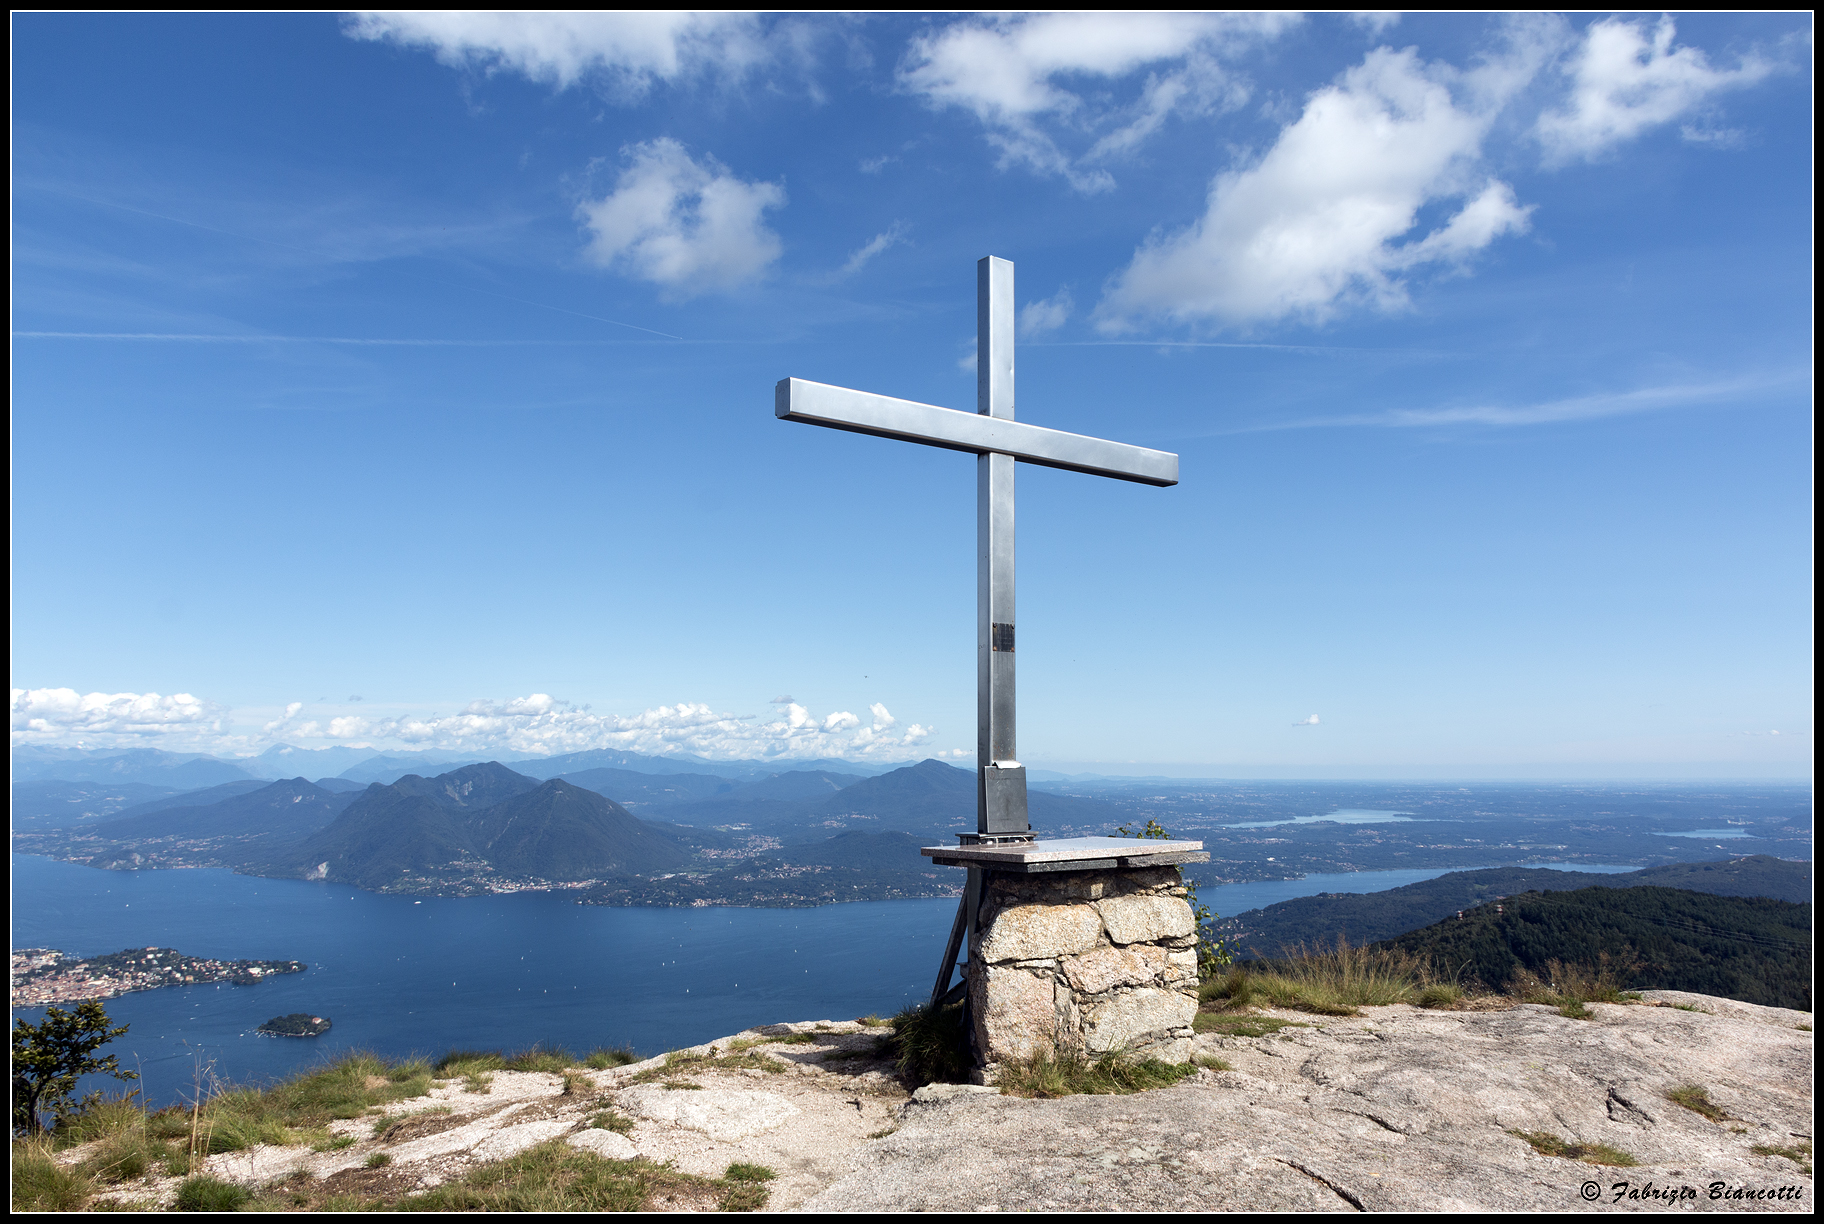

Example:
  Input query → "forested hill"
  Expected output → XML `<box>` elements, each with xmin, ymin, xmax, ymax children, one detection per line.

<box><xmin>1376</xmin><ymin>885</ymin><xmax>1812</xmax><ymax>1010</ymax></box>
<box><xmin>1228</xmin><ymin>856</ymin><xmax>1810</xmax><ymax>954</ymax></box>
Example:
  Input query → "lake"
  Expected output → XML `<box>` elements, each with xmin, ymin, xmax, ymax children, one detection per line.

<box><xmin>1218</xmin><ymin>808</ymin><xmax>1414</xmax><ymax>829</ymax></box>
<box><xmin>12</xmin><ymin>853</ymin><xmax>1638</xmax><ymax>1108</ymax></box>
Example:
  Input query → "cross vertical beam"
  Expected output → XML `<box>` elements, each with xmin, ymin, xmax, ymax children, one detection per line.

<box><xmin>975</xmin><ymin>256</ymin><xmax>1028</xmax><ymax>839</ymax></box>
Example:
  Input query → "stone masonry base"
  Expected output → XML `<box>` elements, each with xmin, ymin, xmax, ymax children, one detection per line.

<box><xmin>965</xmin><ymin>865</ymin><xmax>1198</xmax><ymax>1082</ymax></box>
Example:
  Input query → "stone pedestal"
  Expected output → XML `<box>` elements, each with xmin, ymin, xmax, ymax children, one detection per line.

<box><xmin>921</xmin><ymin>837</ymin><xmax>1210</xmax><ymax>1082</ymax></box>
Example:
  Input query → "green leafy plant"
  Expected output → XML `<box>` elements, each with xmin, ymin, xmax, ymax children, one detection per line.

<box><xmin>583</xmin><ymin>1046</ymin><xmax>639</xmax><ymax>1070</ymax></box>
<box><xmin>12</xmin><ymin>1001</ymin><xmax>138</xmax><ymax>1136</ymax></box>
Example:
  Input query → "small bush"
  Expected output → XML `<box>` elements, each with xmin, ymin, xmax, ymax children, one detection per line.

<box><xmin>856</xmin><ymin>1014</ymin><xmax>891</xmax><ymax>1028</ymax></box>
<box><xmin>1509</xmin><ymin>1130</ymin><xmax>1638</xmax><ymax>1166</ymax></box>
<box><xmin>1192</xmin><ymin>1052</ymin><xmax>1232</xmax><ymax>1071</ymax></box>
<box><xmin>772</xmin><ymin>1033</ymin><xmax>817</xmax><ymax>1045</ymax></box>
<box><xmin>995</xmin><ymin>1051</ymin><xmax>1198</xmax><ymax>1098</ymax></box>
<box><xmin>1666</xmin><ymin>1085</ymin><xmax>1734</xmax><ymax>1122</ymax></box>
<box><xmin>366</xmin><ymin>1153</ymin><xmax>392</xmax><ymax>1168</ymax></box>
<box><xmin>891</xmin><ymin>1002</ymin><xmax>972</xmax><ymax>1087</ymax></box>
<box><xmin>1417</xmin><ymin>984</ymin><xmax>1463</xmax><ymax>1009</ymax></box>
<box><xmin>175</xmin><ymin>1175</ymin><xmax>252</xmax><ymax>1211</ymax></box>
<box><xmin>584</xmin><ymin>1046</ymin><xmax>639</xmax><ymax>1070</ymax></box>
<box><xmin>312</xmin><ymin>1135</ymin><xmax>356</xmax><ymax>1152</ymax></box>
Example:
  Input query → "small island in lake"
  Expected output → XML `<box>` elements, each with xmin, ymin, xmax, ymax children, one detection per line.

<box><xmin>257</xmin><ymin>1013</ymin><xmax>331</xmax><ymax>1037</ymax></box>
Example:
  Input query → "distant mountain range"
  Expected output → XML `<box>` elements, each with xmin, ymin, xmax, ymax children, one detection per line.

<box><xmin>13</xmin><ymin>755</ymin><xmax>1127</xmax><ymax>904</ymax></box>
<box><xmin>10</xmin><ymin>742</ymin><xmax>911</xmax><ymax>789</ymax></box>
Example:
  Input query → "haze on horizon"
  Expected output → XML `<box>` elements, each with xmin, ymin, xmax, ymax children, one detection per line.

<box><xmin>11</xmin><ymin>13</ymin><xmax>1813</xmax><ymax>782</ymax></box>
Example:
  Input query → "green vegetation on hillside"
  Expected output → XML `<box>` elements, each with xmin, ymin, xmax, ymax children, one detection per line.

<box><xmin>1377</xmin><ymin>885</ymin><xmax>1811</xmax><ymax>1009</ymax></box>
<box><xmin>1229</xmin><ymin>856</ymin><xmax>1811</xmax><ymax>955</ymax></box>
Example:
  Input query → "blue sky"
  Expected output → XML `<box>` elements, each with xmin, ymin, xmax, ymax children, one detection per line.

<box><xmin>11</xmin><ymin>12</ymin><xmax>1813</xmax><ymax>777</ymax></box>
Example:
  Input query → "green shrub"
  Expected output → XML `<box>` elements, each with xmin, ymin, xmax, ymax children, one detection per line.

<box><xmin>1512</xmin><ymin>953</ymin><xmax>1639</xmax><ymax>1018</ymax></box>
<box><xmin>584</xmin><ymin>1046</ymin><xmax>640</xmax><ymax>1070</ymax></box>
<box><xmin>890</xmin><ymin>1002</ymin><xmax>972</xmax><ymax>1087</ymax></box>
<box><xmin>175</xmin><ymin>1175</ymin><xmax>252</xmax><ymax>1211</ymax></box>
<box><xmin>366</xmin><ymin>1153</ymin><xmax>392</xmax><ymax>1168</ymax></box>
<box><xmin>1417</xmin><ymin>984</ymin><xmax>1463</xmax><ymax>1009</ymax></box>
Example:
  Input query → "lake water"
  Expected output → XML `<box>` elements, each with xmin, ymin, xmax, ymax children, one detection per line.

<box><xmin>12</xmin><ymin>853</ymin><xmax>1637</xmax><ymax>1109</ymax></box>
<box><xmin>1188</xmin><ymin>862</ymin><xmax>1639</xmax><ymax>919</ymax></box>
<box><xmin>1219</xmin><ymin>809</ymin><xmax>1415</xmax><ymax>829</ymax></box>
<box><xmin>1655</xmin><ymin>829</ymin><xmax>1751</xmax><ymax>839</ymax></box>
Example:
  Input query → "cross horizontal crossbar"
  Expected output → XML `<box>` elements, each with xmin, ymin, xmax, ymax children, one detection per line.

<box><xmin>775</xmin><ymin>378</ymin><xmax>1178</xmax><ymax>487</ymax></box>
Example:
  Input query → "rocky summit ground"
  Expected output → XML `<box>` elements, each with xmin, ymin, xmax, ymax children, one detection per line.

<box><xmin>70</xmin><ymin>992</ymin><xmax>1811</xmax><ymax>1212</ymax></box>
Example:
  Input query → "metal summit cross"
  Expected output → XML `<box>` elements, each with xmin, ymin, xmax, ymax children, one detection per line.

<box><xmin>775</xmin><ymin>256</ymin><xmax>1178</xmax><ymax>842</ymax></box>
<box><xmin>777</xmin><ymin>257</ymin><xmax>1188</xmax><ymax>1013</ymax></box>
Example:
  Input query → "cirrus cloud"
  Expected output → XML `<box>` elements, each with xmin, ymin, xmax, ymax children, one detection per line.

<box><xmin>344</xmin><ymin>11</ymin><xmax>767</xmax><ymax>96</ymax></box>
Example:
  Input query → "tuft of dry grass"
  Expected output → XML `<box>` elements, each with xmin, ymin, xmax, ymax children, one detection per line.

<box><xmin>1665</xmin><ymin>1085</ymin><xmax>1735</xmax><ymax>1123</ymax></box>
<box><xmin>1751</xmin><ymin>1141</ymin><xmax>1812</xmax><ymax>1174</ymax></box>
<box><xmin>1511</xmin><ymin>953</ymin><xmax>1641</xmax><ymax>1019</ymax></box>
<box><xmin>1204</xmin><ymin>938</ymin><xmax>1473</xmax><ymax>1017</ymax></box>
<box><xmin>1510</xmin><ymin>1130</ymin><xmax>1639</xmax><ymax>1166</ymax></box>
<box><xmin>993</xmin><ymin>1051</ymin><xmax>1198</xmax><ymax>1099</ymax></box>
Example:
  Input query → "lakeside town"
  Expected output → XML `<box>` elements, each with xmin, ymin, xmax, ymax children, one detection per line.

<box><xmin>11</xmin><ymin>946</ymin><xmax>305</xmax><ymax>1008</ymax></box>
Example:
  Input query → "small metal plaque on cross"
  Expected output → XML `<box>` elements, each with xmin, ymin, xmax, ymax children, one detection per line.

<box><xmin>775</xmin><ymin>256</ymin><xmax>1178</xmax><ymax>845</ymax></box>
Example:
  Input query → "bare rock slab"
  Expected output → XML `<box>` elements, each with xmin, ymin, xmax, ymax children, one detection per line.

<box><xmin>618</xmin><ymin>1084</ymin><xmax>801</xmax><ymax>1142</ymax></box>
<box><xmin>804</xmin><ymin>999</ymin><xmax>1813</xmax><ymax>1213</ymax></box>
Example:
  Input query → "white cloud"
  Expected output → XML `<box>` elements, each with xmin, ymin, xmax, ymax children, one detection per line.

<box><xmin>262</xmin><ymin>701</ymin><xmax>304</xmax><ymax>734</ymax></box>
<box><xmin>1293</xmin><ymin>714</ymin><xmax>1321</xmax><ymax>726</ymax></box>
<box><xmin>833</xmin><ymin>222</ymin><xmax>909</xmax><ymax>279</ymax></box>
<box><xmin>1537</xmin><ymin>16</ymin><xmax>1774</xmax><ymax>164</ymax></box>
<box><xmin>344</xmin><ymin>12</ymin><xmax>766</xmax><ymax>96</ymax></box>
<box><xmin>578</xmin><ymin>139</ymin><xmax>784</xmax><ymax>298</ymax></box>
<box><xmin>1266</xmin><ymin>374</ymin><xmax>1798</xmax><ymax>432</ymax></box>
<box><xmin>11</xmin><ymin>688</ymin><xmax>949</xmax><ymax>763</ymax></box>
<box><xmin>1348</xmin><ymin>13</ymin><xmax>1402</xmax><ymax>36</ymax></box>
<box><xmin>898</xmin><ymin>13</ymin><xmax>1298</xmax><ymax>191</ymax></box>
<box><xmin>335</xmin><ymin>694</ymin><xmax>938</xmax><ymax>761</ymax></box>
<box><xmin>1018</xmin><ymin>287</ymin><xmax>1074</xmax><ymax>337</ymax></box>
<box><xmin>11</xmin><ymin>687</ymin><xmax>226</xmax><ymax>745</ymax></box>
<box><xmin>1096</xmin><ymin>47</ymin><xmax>1533</xmax><ymax>331</ymax></box>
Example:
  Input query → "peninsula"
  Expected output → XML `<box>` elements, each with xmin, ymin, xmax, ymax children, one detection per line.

<box><xmin>10</xmin><ymin>947</ymin><xmax>305</xmax><ymax>1008</ymax></box>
